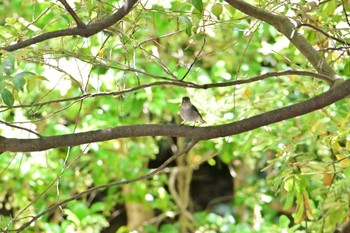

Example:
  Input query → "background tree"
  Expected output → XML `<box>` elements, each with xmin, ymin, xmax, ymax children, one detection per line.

<box><xmin>0</xmin><ymin>0</ymin><xmax>350</xmax><ymax>232</ymax></box>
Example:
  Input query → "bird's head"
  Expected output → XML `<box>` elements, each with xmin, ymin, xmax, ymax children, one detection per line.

<box><xmin>182</xmin><ymin>96</ymin><xmax>191</xmax><ymax>106</ymax></box>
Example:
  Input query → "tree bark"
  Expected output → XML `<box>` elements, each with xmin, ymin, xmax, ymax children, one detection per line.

<box><xmin>1</xmin><ymin>79</ymin><xmax>349</xmax><ymax>153</ymax></box>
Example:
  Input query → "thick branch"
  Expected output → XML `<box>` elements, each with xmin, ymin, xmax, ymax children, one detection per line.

<box><xmin>1</xmin><ymin>79</ymin><xmax>349</xmax><ymax>153</ymax></box>
<box><xmin>225</xmin><ymin>0</ymin><xmax>340</xmax><ymax>82</ymax></box>
<box><xmin>1</xmin><ymin>0</ymin><xmax>138</xmax><ymax>52</ymax></box>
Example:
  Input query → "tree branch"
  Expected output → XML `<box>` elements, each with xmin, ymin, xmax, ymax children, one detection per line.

<box><xmin>0</xmin><ymin>70</ymin><xmax>335</xmax><ymax>111</ymax></box>
<box><xmin>1</xmin><ymin>79</ymin><xmax>349</xmax><ymax>153</ymax></box>
<box><xmin>0</xmin><ymin>0</ymin><xmax>138</xmax><ymax>52</ymax></box>
<box><xmin>224</xmin><ymin>0</ymin><xmax>341</xmax><ymax>83</ymax></box>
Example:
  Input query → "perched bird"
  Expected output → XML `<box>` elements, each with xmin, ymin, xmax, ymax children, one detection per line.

<box><xmin>179</xmin><ymin>96</ymin><xmax>206</xmax><ymax>124</ymax></box>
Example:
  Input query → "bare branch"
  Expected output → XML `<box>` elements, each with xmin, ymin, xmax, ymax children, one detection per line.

<box><xmin>1</xmin><ymin>0</ymin><xmax>139</xmax><ymax>52</ymax></box>
<box><xmin>12</xmin><ymin>140</ymin><xmax>198</xmax><ymax>232</ymax></box>
<box><xmin>0</xmin><ymin>79</ymin><xmax>349</xmax><ymax>153</ymax></box>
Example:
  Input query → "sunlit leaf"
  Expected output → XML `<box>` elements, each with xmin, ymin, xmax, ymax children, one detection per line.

<box><xmin>331</xmin><ymin>140</ymin><xmax>341</xmax><ymax>150</ymax></box>
<box><xmin>279</xmin><ymin>215</ymin><xmax>290</xmax><ymax>228</ymax></box>
<box><xmin>284</xmin><ymin>176</ymin><xmax>295</xmax><ymax>192</ymax></box>
<box><xmin>322</xmin><ymin>0</ymin><xmax>336</xmax><ymax>16</ymax></box>
<box><xmin>335</xmin><ymin>154</ymin><xmax>350</xmax><ymax>167</ymax></box>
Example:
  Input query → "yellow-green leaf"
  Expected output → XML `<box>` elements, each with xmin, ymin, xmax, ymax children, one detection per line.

<box><xmin>211</xmin><ymin>4</ymin><xmax>223</xmax><ymax>19</ymax></box>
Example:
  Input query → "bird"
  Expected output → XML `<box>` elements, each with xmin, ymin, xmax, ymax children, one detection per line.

<box><xmin>179</xmin><ymin>96</ymin><xmax>206</xmax><ymax>124</ymax></box>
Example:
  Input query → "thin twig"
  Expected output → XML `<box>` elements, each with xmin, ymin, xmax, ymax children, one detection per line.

<box><xmin>342</xmin><ymin>0</ymin><xmax>350</xmax><ymax>28</ymax></box>
<box><xmin>0</xmin><ymin>120</ymin><xmax>42</xmax><ymax>138</ymax></box>
<box><xmin>299</xmin><ymin>23</ymin><xmax>349</xmax><ymax>45</ymax></box>
<box><xmin>318</xmin><ymin>46</ymin><xmax>350</xmax><ymax>52</ymax></box>
<box><xmin>181</xmin><ymin>25</ymin><xmax>206</xmax><ymax>81</ymax></box>
<box><xmin>85</xmin><ymin>35</ymin><xmax>111</xmax><ymax>92</ymax></box>
<box><xmin>24</xmin><ymin>5</ymin><xmax>51</xmax><ymax>31</ymax></box>
<box><xmin>37</xmin><ymin>60</ymin><xmax>84</xmax><ymax>93</ymax></box>
<box><xmin>138</xmin><ymin>46</ymin><xmax>178</xmax><ymax>79</ymax></box>
<box><xmin>5</xmin><ymin>145</ymin><xmax>90</xmax><ymax>232</ymax></box>
<box><xmin>0</xmin><ymin>70</ymin><xmax>335</xmax><ymax>111</ymax></box>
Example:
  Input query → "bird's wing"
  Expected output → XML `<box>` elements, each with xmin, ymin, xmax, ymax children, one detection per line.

<box><xmin>192</xmin><ymin>104</ymin><xmax>205</xmax><ymax>122</ymax></box>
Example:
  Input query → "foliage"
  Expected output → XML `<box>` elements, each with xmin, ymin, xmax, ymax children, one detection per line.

<box><xmin>0</xmin><ymin>0</ymin><xmax>350</xmax><ymax>232</ymax></box>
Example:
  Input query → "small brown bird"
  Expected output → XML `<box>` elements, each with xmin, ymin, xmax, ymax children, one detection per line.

<box><xmin>179</xmin><ymin>96</ymin><xmax>205</xmax><ymax>123</ymax></box>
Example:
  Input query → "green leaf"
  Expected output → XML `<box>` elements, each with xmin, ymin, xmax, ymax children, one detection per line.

<box><xmin>70</xmin><ymin>202</ymin><xmax>89</xmax><ymax>220</ymax></box>
<box><xmin>90</xmin><ymin>202</ymin><xmax>107</xmax><ymax>213</ymax></box>
<box><xmin>279</xmin><ymin>215</ymin><xmax>291</xmax><ymax>228</ymax></box>
<box><xmin>64</xmin><ymin>209</ymin><xmax>80</xmax><ymax>226</ymax></box>
<box><xmin>299</xmin><ymin>176</ymin><xmax>307</xmax><ymax>192</ymax></box>
<box><xmin>344</xmin><ymin>62</ymin><xmax>350</xmax><ymax>75</ymax></box>
<box><xmin>160</xmin><ymin>223</ymin><xmax>178</xmax><ymax>233</ymax></box>
<box><xmin>1</xmin><ymin>88</ymin><xmax>14</xmax><ymax>107</ymax></box>
<box><xmin>13</xmin><ymin>73</ymin><xmax>26</xmax><ymax>91</ymax></box>
<box><xmin>283</xmin><ymin>191</ymin><xmax>295</xmax><ymax>210</ymax></box>
<box><xmin>21</xmin><ymin>72</ymin><xmax>48</xmax><ymax>92</ymax></box>
<box><xmin>179</xmin><ymin>16</ymin><xmax>192</xmax><ymax>37</ymax></box>
<box><xmin>13</xmin><ymin>71</ymin><xmax>48</xmax><ymax>81</ymax></box>
<box><xmin>224</xmin><ymin>4</ymin><xmax>236</xmax><ymax>17</ymax></box>
<box><xmin>323</xmin><ymin>0</ymin><xmax>336</xmax><ymax>16</ymax></box>
<box><xmin>3</xmin><ymin>56</ymin><xmax>15</xmax><ymax>75</ymax></box>
<box><xmin>60</xmin><ymin>14</ymin><xmax>71</xmax><ymax>24</ymax></box>
<box><xmin>91</xmin><ymin>65</ymin><xmax>108</xmax><ymax>75</ymax></box>
<box><xmin>293</xmin><ymin>204</ymin><xmax>304</xmax><ymax>223</ymax></box>
<box><xmin>190</xmin><ymin>0</ymin><xmax>203</xmax><ymax>12</ymax></box>
<box><xmin>344</xmin><ymin>167</ymin><xmax>350</xmax><ymax>179</ymax></box>
<box><xmin>220</xmin><ymin>142</ymin><xmax>234</xmax><ymax>164</ymax></box>
<box><xmin>284</xmin><ymin>176</ymin><xmax>295</xmax><ymax>192</ymax></box>
<box><xmin>211</xmin><ymin>4</ymin><xmax>223</xmax><ymax>19</ymax></box>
